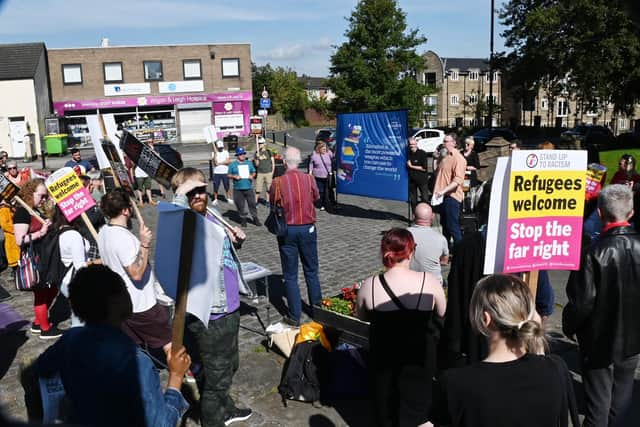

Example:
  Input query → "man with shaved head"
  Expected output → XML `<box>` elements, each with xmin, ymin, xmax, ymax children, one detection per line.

<box><xmin>408</xmin><ymin>202</ymin><xmax>449</xmax><ymax>284</ymax></box>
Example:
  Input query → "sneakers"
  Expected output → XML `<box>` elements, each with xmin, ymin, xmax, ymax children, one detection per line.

<box><xmin>40</xmin><ymin>326</ymin><xmax>63</xmax><ymax>340</ymax></box>
<box><xmin>227</xmin><ymin>198</ymin><xmax>234</xmax><ymax>205</ymax></box>
<box><xmin>282</xmin><ymin>316</ymin><xmax>300</xmax><ymax>328</ymax></box>
<box><xmin>212</xmin><ymin>199</ymin><xmax>219</xmax><ymax>206</ymax></box>
<box><xmin>253</xmin><ymin>218</ymin><xmax>262</xmax><ymax>227</ymax></box>
<box><xmin>30</xmin><ymin>323</ymin><xmax>41</xmax><ymax>334</ymax></box>
<box><xmin>320</xmin><ymin>206</ymin><xmax>325</xmax><ymax>211</ymax></box>
<box><xmin>224</xmin><ymin>407</ymin><xmax>252</xmax><ymax>426</ymax></box>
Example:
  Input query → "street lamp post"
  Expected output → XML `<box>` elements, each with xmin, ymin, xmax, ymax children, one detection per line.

<box><xmin>488</xmin><ymin>0</ymin><xmax>495</xmax><ymax>131</ymax></box>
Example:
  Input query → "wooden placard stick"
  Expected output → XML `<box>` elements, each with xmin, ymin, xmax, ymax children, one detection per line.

<box><xmin>80</xmin><ymin>212</ymin><xmax>99</xmax><ymax>241</ymax></box>
<box><xmin>14</xmin><ymin>196</ymin><xmax>46</xmax><ymax>225</ymax></box>
<box><xmin>171</xmin><ymin>209</ymin><xmax>196</xmax><ymax>354</ymax></box>
<box><xmin>522</xmin><ymin>270</ymin><xmax>539</xmax><ymax>301</ymax></box>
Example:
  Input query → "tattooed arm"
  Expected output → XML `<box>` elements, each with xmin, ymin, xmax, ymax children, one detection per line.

<box><xmin>125</xmin><ymin>223</ymin><xmax>152</xmax><ymax>280</ymax></box>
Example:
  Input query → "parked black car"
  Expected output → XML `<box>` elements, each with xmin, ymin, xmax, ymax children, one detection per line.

<box><xmin>471</xmin><ymin>128</ymin><xmax>518</xmax><ymax>152</ymax></box>
<box><xmin>561</xmin><ymin>125</ymin><xmax>615</xmax><ymax>148</ymax></box>
<box><xmin>315</xmin><ymin>128</ymin><xmax>336</xmax><ymax>150</ymax></box>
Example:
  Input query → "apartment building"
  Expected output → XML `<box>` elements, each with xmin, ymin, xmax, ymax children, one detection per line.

<box><xmin>420</xmin><ymin>50</ymin><xmax>501</xmax><ymax>128</ymax></box>
<box><xmin>48</xmin><ymin>40</ymin><xmax>252</xmax><ymax>144</ymax></box>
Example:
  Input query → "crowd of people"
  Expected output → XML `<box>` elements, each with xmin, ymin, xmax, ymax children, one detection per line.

<box><xmin>0</xmin><ymin>133</ymin><xmax>638</xmax><ymax>427</ymax></box>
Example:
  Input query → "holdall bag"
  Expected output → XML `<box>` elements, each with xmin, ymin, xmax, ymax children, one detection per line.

<box><xmin>16</xmin><ymin>240</ymin><xmax>40</xmax><ymax>291</ymax></box>
<box><xmin>265</xmin><ymin>178</ymin><xmax>288</xmax><ymax>237</ymax></box>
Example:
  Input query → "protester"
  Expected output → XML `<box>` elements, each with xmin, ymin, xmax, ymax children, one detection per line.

<box><xmin>87</xmin><ymin>170</ymin><xmax>105</xmax><ymax>203</ymax></box>
<box><xmin>37</xmin><ymin>265</ymin><xmax>190</xmax><ymax>427</ymax></box>
<box><xmin>308</xmin><ymin>141</ymin><xmax>334</xmax><ymax>211</ymax></box>
<box><xmin>356</xmin><ymin>228</ymin><xmax>446</xmax><ymax>427</ymax></box>
<box><xmin>5</xmin><ymin>160</ymin><xmax>27</xmax><ymax>186</ymax></box>
<box><xmin>408</xmin><ymin>203</ymin><xmax>449</xmax><ymax>284</ymax></box>
<box><xmin>98</xmin><ymin>188</ymin><xmax>171</xmax><ymax>353</ymax></box>
<box><xmin>170</xmin><ymin>167</ymin><xmax>253</xmax><ymax>426</ymax></box>
<box><xmin>407</xmin><ymin>137</ymin><xmax>430</xmax><ymax>212</ymax></box>
<box><xmin>0</xmin><ymin>151</ymin><xmax>8</xmax><ymax>173</ymax></box>
<box><xmin>135</xmin><ymin>165</ymin><xmax>157</xmax><ymax>206</ymax></box>
<box><xmin>254</xmin><ymin>137</ymin><xmax>274</xmax><ymax>205</ymax></box>
<box><xmin>0</xmin><ymin>202</ymin><xmax>19</xmax><ymax>272</ymax></box>
<box><xmin>462</xmin><ymin>137</ymin><xmax>480</xmax><ymax>188</ymax></box>
<box><xmin>13</xmin><ymin>179</ymin><xmax>59</xmax><ymax>339</ymax></box>
<box><xmin>147</xmin><ymin>139</ymin><xmax>166</xmax><ymax>199</ymax></box>
<box><xmin>563</xmin><ymin>184</ymin><xmax>640</xmax><ymax>427</ymax></box>
<box><xmin>64</xmin><ymin>148</ymin><xmax>95</xmax><ymax>175</ymax></box>
<box><xmin>269</xmin><ymin>147</ymin><xmax>321</xmax><ymax>326</ymax></box>
<box><xmin>211</xmin><ymin>140</ymin><xmax>233</xmax><ymax>206</ymax></box>
<box><xmin>509</xmin><ymin>140</ymin><xmax>521</xmax><ymax>151</ymax></box>
<box><xmin>228</xmin><ymin>147</ymin><xmax>260</xmax><ymax>227</ymax></box>
<box><xmin>433</xmin><ymin>133</ymin><xmax>466</xmax><ymax>245</ymax></box>
<box><xmin>435</xmin><ymin>274</ymin><xmax>577</xmax><ymax>427</ymax></box>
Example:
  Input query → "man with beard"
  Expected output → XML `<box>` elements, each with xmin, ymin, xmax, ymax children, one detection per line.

<box><xmin>170</xmin><ymin>167</ymin><xmax>253</xmax><ymax>427</ymax></box>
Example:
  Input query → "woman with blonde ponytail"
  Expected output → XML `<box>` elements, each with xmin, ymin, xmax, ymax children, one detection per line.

<box><xmin>434</xmin><ymin>274</ymin><xmax>578</xmax><ymax>427</ymax></box>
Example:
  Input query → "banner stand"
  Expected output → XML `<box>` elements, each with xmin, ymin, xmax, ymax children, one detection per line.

<box><xmin>170</xmin><ymin>209</ymin><xmax>196</xmax><ymax>353</ymax></box>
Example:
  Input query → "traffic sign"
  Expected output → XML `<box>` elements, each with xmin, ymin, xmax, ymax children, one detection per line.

<box><xmin>260</xmin><ymin>98</ymin><xmax>271</xmax><ymax>109</ymax></box>
<box><xmin>258</xmin><ymin>109</ymin><xmax>268</xmax><ymax>116</ymax></box>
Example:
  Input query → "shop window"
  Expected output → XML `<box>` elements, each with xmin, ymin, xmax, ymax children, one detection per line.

<box><xmin>221</xmin><ymin>58</ymin><xmax>240</xmax><ymax>78</ymax></box>
<box><xmin>103</xmin><ymin>62</ymin><xmax>123</xmax><ymax>83</ymax></box>
<box><xmin>183</xmin><ymin>59</ymin><xmax>202</xmax><ymax>80</ymax></box>
<box><xmin>62</xmin><ymin>64</ymin><xmax>82</xmax><ymax>85</ymax></box>
<box><xmin>144</xmin><ymin>61</ymin><xmax>163</xmax><ymax>81</ymax></box>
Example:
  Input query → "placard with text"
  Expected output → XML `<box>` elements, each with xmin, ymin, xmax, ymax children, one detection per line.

<box><xmin>45</xmin><ymin>167</ymin><xmax>96</xmax><ymax>222</ymax></box>
<box><xmin>503</xmin><ymin>150</ymin><xmax>587</xmax><ymax>272</ymax></box>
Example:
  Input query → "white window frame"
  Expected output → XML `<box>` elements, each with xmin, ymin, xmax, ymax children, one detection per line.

<box><xmin>468</xmin><ymin>94</ymin><xmax>478</xmax><ymax>105</ymax></box>
<box><xmin>557</xmin><ymin>99</ymin><xmax>569</xmax><ymax>117</ymax></box>
<box><xmin>103</xmin><ymin>62</ymin><xmax>123</xmax><ymax>83</ymax></box>
<box><xmin>486</xmin><ymin>95</ymin><xmax>498</xmax><ymax>105</ymax></box>
<box><xmin>183</xmin><ymin>59</ymin><xmax>202</xmax><ymax>80</ymax></box>
<box><xmin>450</xmin><ymin>94</ymin><xmax>459</xmax><ymax>105</ymax></box>
<box><xmin>468</xmin><ymin>70</ymin><xmax>479</xmax><ymax>81</ymax></box>
<box><xmin>485</xmin><ymin>72</ymin><xmax>498</xmax><ymax>83</ymax></box>
<box><xmin>221</xmin><ymin>58</ymin><xmax>240</xmax><ymax>78</ymax></box>
<box><xmin>449</xmin><ymin>69</ymin><xmax>459</xmax><ymax>81</ymax></box>
<box><xmin>541</xmin><ymin>98</ymin><xmax>548</xmax><ymax>110</ymax></box>
<box><xmin>62</xmin><ymin>64</ymin><xmax>82</xmax><ymax>85</ymax></box>
<box><xmin>619</xmin><ymin>118</ymin><xmax>629</xmax><ymax>130</ymax></box>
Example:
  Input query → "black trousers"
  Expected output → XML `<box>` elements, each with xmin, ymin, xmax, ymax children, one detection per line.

<box><xmin>233</xmin><ymin>188</ymin><xmax>258</xmax><ymax>221</ymax></box>
<box><xmin>581</xmin><ymin>353</ymin><xmax>640</xmax><ymax>427</ymax></box>
<box><xmin>409</xmin><ymin>180</ymin><xmax>430</xmax><ymax>211</ymax></box>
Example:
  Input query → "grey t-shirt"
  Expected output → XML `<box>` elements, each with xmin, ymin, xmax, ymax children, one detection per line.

<box><xmin>408</xmin><ymin>225</ymin><xmax>449</xmax><ymax>280</ymax></box>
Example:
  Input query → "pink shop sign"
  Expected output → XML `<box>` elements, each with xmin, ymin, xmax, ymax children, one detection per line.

<box><xmin>54</xmin><ymin>91</ymin><xmax>252</xmax><ymax>114</ymax></box>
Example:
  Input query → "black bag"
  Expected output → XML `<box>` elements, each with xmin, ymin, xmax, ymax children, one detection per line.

<box><xmin>278</xmin><ymin>340</ymin><xmax>327</xmax><ymax>405</ymax></box>
<box><xmin>37</xmin><ymin>228</ymin><xmax>74</xmax><ymax>288</ymax></box>
<box><xmin>265</xmin><ymin>178</ymin><xmax>287</xmax><ymax>237</ymax></box>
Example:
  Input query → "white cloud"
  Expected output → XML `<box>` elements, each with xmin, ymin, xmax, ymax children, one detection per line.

<box><xmin>258</xmin><ymin>37</ymin><xmax>334</xmax><ymax>61</ymax></box>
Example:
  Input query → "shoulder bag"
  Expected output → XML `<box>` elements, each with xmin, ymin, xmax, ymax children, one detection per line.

<box><xmin>265</xmin><ymin>178</ymin><xmax>288</xmax><ymax>237</ymax></box>
<box><xmin>16</xmin><ymin>239</ymin><xmax>40</xmax><ymax>291</ymax></box>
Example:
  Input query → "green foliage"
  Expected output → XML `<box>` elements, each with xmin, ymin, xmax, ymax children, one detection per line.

<box><xmin>305</xmin><ymin>96</ymin><xmax>335</xmax><ymax>120</ymax></box>
<box><xmin>500</xmin><ymin>0</ymin><xmax>640</xmax><ymax>115</ymax></box>
<box><xmin>252</xmin><ymin>64</ymin><xmax>307</xmax><ymax>121</ymax></box>
<box><xmin>328</xmin><ymin>0</ymin><xmax>433</xmax><ymax>126</ymax></box>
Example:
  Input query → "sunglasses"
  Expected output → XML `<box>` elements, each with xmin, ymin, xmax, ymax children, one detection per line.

<box><xmin>186</xmin><ymin>186</ymin><xmax>207</xmax><ymax>199</ymax></box>
<box><xmin>7</xmin><ymin>167</ymin><xmax>17</xmax><ymax>170</ymax></box>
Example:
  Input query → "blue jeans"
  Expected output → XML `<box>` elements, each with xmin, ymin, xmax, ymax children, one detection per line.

<box><xmin>278</xmin><ymin>224</ymin><xmax>322</xmax><ymax>321</ymax></box>
<box><xmin>441</xmin><ymin>196</ymin><xmax>462</xmax><ymax>244</ymax></box>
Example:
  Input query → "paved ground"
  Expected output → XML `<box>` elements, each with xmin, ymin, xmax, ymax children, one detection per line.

<box><xmin>1</xmin><ymin>133</ymin><xmax>639</xmax><ymax>426</ymax></box>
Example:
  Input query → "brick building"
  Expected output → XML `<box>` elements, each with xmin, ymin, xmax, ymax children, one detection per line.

<box><xmin>420</xmin><ymin>50</ymin><xmax>501</xmax><ymax>128</ymax></box>
<box><xmin>48</xmin><ymin>40</ymin><xmax>252</xmax><ymax>144</ymax></box>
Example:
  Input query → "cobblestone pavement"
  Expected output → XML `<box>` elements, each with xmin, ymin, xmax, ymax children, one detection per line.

<box><xmin>1</xmin><ymin>141</ymin><xmax>639</xmax><ymax>426</ymax></box>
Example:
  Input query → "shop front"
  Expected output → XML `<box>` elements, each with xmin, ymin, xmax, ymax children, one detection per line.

<box><xmin>52</xmin><ymin>91</ymin><xmax>252</xmax><ymax>145</ymax></box>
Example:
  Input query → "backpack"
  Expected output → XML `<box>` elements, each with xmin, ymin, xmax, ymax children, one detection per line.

<box><xmin>37</xmin><ymin>227</ymin><xmax>74</xmax><ymax>288</ymax></box>
<box><xmin>278</xmin><ymin>340</ymin><xmax>327</xmax><ymax>405</ymax></box>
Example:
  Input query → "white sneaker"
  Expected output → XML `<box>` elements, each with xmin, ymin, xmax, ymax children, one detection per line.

<box><xmin>212</xmin><ymin>199</ymin><xmax>219</xmax><ymax>206</ymax></box>
<box><xmin>227</xmin><ymin>198</ymin><xmax>234</xmax><ymax>205</ymax></box>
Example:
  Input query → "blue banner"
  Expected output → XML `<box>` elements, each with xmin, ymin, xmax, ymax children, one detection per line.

<box><xmin>335</xmin><ymin>110</ymin><xmax>408</xmax><ymax>202</ymax></box>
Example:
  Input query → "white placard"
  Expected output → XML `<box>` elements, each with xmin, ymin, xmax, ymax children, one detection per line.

<box><xmin>238</xmin><ymin>164</ymin><xmax>250</xmax><ymax>179</ymax></box>
<box><xmin>159</xmin><ymin>80</ymin><xmax>204</xmax><ymax>93</ymax></box>
<box><xmin>104</xmin><ymin>83</ymin><xmax>150</xmax><ymax>97</ymax></box>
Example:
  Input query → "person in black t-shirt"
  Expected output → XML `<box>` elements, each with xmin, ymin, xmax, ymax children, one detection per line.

<box><xmin>434</xmin><ymin>274</ymin><xmax>578</xmax><ymax>427</ymax></box>
<box><xmin>406</xmin><ymin>137</ymin><xmax>430</xmax><ymax>212</ymax></box>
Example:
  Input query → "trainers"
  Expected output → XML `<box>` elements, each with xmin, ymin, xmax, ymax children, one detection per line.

<box><xmin>40</xmin><ymin>326</ymin><xmax>63</xmax><ymax>340</ymax></box>
<box><xmin>224</xmin><ymin>407</ymin><xmax>252</xmax><ymax>426</ymax></box>
<box><xmin>212</xmin><ymin>199</ymin><xmax>219</xmax><ymax>206</ymax></box>
<box><xmin>320</xmin><ymin>206</ymin><xmax>325</xmax><ymax>211</ymax></box>
<box><xmin>227</xmin><ymin>198</ymin><xmax>234</xmax><ymax>205</ymax></box>
<box><xmin>253</xmin><ymin>218</ymin><xmax>262</xmax><ymax>227</ymax></box>
<box><xmin>30</xmin><ymin>323</ymin><xmax>41</xmax><ymax>334</ymax></box>
<box><xmin>282</xmin><ymin>316</ymin><xmax>300</xmax><ymax>327</ymax></box>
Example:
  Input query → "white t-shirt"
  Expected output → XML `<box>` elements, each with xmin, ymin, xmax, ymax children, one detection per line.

<box><xmin>134</xmin><ymin>166</ymin><xmax>148</xmax><ymax>178</ymax></box>
<box><xmin>59</xmin><ymin>229</ymin><xmax>89</xmax><ymax>288</ymax></box>
<box><xmin>213</xmin><ymin>150</ymin><xmax>230</xmax><ymax>174</ymax></box>
<box><xmin>98</xmin><ymin>224</ymin><xmax>156</xmax><ymax>313</ymax></box>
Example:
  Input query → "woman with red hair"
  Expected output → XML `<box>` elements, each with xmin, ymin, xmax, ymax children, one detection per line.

<box><xmin>356</xmin><ymin>228</ymin><xmax>446</xmax><ymax>427</ymax></box>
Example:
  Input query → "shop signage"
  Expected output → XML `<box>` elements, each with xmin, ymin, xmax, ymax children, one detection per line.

<box><xmin>45</xmin><ymin>167</ymin><xmax>96</xmax><ymax>222</ymax></box>
<box><xmin>484</xmin><ymin>150</ymin><xmax>587</xmax><ymax>274</ymax></box>
<box><xmin>54</xmin><ymin>91</ymin><xmax>253</xmax><ymax>114</ymax></box>
<box><xmin>159</xmin><ymin>80</ymin><xmax>204</xmax><ymax>94</ymax></box>
<box><xmin>104</xmin><ymin>83</ymin><xmax>151</xmax><ymax>97</ymax></box>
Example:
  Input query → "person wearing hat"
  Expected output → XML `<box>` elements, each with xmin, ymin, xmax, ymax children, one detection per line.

<box><xmin>253</xmin><ymin>137</ymin><xmax>274</xmax><ymax>205</ymax></box>
<box><xmin>212</xmin><ymin>140</ymin><xmax>233</xmax><ymax>206</ymax></box>
<box><xmin>227</xmin><ymin>147</ymin><xmax>260</xmax><ymax>227</ymax></box>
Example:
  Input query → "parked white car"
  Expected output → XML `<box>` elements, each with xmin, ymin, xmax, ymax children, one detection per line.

<box><xmin>411</xmin><ymin>128</ymin><xmax>445</xmax><ymax>154</ymax></box>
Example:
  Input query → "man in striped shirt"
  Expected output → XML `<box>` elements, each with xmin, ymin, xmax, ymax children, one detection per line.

<box><xmin>270</xmin><ymin>147</ymin><xmax>321</xmax><ymax>326</ymax></box>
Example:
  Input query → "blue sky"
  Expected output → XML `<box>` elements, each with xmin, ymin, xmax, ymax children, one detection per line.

<box><xmin>0</xmin><ymin>0</ymin><xmax>508</xmax><ymax>77</ymax></box>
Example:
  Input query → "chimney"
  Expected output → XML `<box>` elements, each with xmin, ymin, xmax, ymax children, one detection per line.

<box><xmin>101</xmin><ymin>38</ymin><xmax>110</xmax><ymax>47</ymax></box>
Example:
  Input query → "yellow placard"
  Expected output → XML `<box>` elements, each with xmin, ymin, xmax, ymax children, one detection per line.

<box><xmin>46</xmin><ymin>168</ymin><xmax>84</xmax><ymax>203</ymax></box>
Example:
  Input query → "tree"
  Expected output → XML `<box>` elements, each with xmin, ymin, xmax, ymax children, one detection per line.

<box><xmin>252</xmin><ymin>63</ymin><xmax>307</xmax><ymax>122</ymax></box>
<box><xmin>500</xmin><ymin>0</ymin><xmax>640</xmax><ymax>115</ymax></box>
<box><xmin>327</xmin><ymin>0</ymin><xmax>433</xmax><ymax>126</ymax></box>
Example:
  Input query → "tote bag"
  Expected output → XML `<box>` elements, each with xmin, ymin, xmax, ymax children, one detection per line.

<box><xmin>16</xmin><ymin>240</ymin><xmax>40</xmax><ymax>291</ymax></box>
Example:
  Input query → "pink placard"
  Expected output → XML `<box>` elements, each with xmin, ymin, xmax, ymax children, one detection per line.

<box><xmin>56</xmin><ymin>187</ymin><xmax>96</xmax><ymax>222</ymax></box>
<box><xmin>502</xmin><ymin>216</ymin><xmax>583</xmax><ymax>273</ymax></box>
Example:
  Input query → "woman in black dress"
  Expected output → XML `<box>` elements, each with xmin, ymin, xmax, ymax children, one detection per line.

<box><xmin>356</xmin><ymin>228</ymin><xmax>446</xmax><ymax>427</ymax></box>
